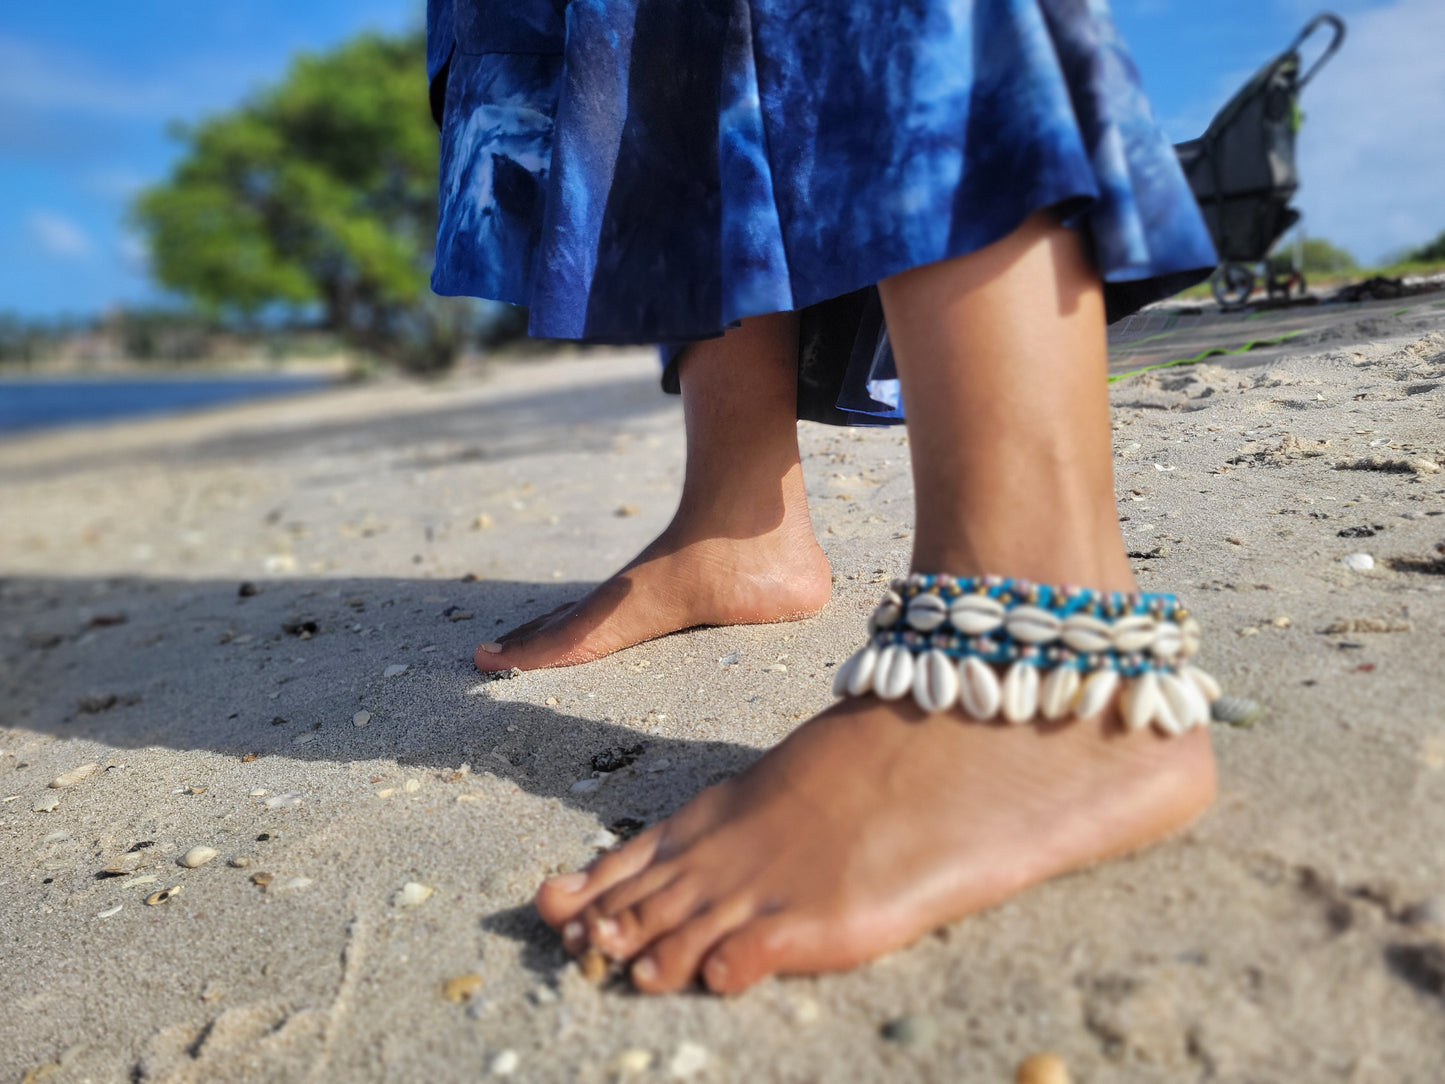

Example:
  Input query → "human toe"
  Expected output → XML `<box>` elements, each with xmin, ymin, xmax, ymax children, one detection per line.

<box><xmin>532</xmin><ymin>828</ymin><xmax>662</xmax><ymax>931</ymax></box>
<box><xmin>629</xmin><ymin>892</ymin><xmax>757</xmax><ymax>994</ymax></box>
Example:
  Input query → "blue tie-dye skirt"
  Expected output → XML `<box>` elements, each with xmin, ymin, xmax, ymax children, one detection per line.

<box><xmin>428</xmin><ymin>0</ymin><xmax>1216</xmax><ymax>425</ymax></box>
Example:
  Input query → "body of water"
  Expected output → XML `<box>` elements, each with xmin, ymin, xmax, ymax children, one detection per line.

<box><xmin>0</xmin><ymin>374</ymin><xmax>335</xmax><ymax>436</ymax></box>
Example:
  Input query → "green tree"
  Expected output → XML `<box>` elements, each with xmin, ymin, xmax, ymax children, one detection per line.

<box><xmin>1406</xmin><ymin>229</ymin><xmax>1445</xmax><ymax>264</ymax></box>
<box><xmin>134</xmin><ymin>31</ymin><xmax>473</xmax><ymax>372</ymax></box>
<box><xmin>1271</xmin><ymin>237</ymin><xmax>1356</xmax><ymax>275</ymax></box>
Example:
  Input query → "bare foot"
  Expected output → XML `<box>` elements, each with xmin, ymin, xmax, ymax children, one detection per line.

<box><xmin>473</xmin><ymin>515</ymin><xmax>831</xmax><ymax>671</ymax></box>
<box><xmin>534</xmin><ymin>695</ymin><xmax>1215</xmax><ymax>993</ymax></box>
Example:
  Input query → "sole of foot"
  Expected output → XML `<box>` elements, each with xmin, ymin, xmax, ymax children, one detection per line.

<box><xmin>473</xmin><ymin>526</ymin><xmax>832</xmax><ymax>672</ymax></box>
<box><xmin>535</xmin><ymin>694</ymin><xmax>1216</xmax><ymax>993</ymax></box>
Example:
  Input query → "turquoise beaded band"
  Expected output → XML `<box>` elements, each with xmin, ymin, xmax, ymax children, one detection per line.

<box><xmin>833</xmin><ymin>574</ymin><xmax>1221</xmax><ymax>735</ymax></box>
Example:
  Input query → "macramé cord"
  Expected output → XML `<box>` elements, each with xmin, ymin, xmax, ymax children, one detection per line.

<box><xmin>832</xmin><ymin>574</ymin><xmax>1221</xmax><ymax>735</ymax></box>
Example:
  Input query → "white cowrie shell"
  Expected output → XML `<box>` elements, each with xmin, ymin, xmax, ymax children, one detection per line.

<box><xmin>1180</xmin><ymin>617</ymin><xmax>1201</xmax><ymax>657</ymax></box>
<box><xmin>1112</xmin><ymin>615</ymin><xmax>1158</xmax><ymax>654</ymax></box>
<box><xmin>1004</xmin><ymin>605</ymin><xmax>1062</xmax><ymax>644</ymax></box>
<box><xmin>912</xmin><ymin>649</ymin><xmax>960</xmax><ymax>712</ymax></box>
<box><xmin>1151</xmin><ymin>621</ymin><xmax>1184</xmax><ymax>660</ymax></box>
<box><xmin>874</xmin><ymin>645</ymin><xmax>916</xmax><ymax>700</ymax></box>
<box><xmin>1075</xmin><ymin>669</ymin><xmax>1120</xmax><ymax>719</ymax></box>
<box><xmin>1159</xmin><ymin>671</ymin><xmax>1209</xmax><ymax>729</ymax></box>
<box><xmin>1122</xmin><ymin>671</ymin><xmax>1163</xmax><ymax>732</ymax></box>
<box><xmin>1181</xmin><ymin>664</ymin><xmax>1221</xmax><ymax>703</ymax></box>
<box><xmin>832</xmin><ymin>646</ymin><xmax>868</xmax><ymax>697</ymax></box>
<box><xmin>845</xmin><ymin>644</ymin><xmax>880</xmax><ymax>697</ymax></box>
<box><xmin>1060</xmin><ymin>614</ymin><xmax>1112</xmax><ymax>654</ymax></box>
<box><xmin>869</xmin><ymin>590</ymin><xmax>904</xmax><ymax>633</ymax></box>
<box><xmin>906</xmin><ymin>592</ymin><xmax>949</xmax><ymax>632</ymax></box>
<box><xmin>957</xmin><ymin>656</ymin><xmax>1001</xmax><ymax>720</ymax></box>
<box><xmin>1039</xmin><ymin>666</ymin><xmax>1081</xmax><ymax>721</ymax></box>
<box><xmin>948</xmin><ymin>594</ymin><xmax>1005</xmax><ymax>635</ymax></box>
<box><xmin>1000</xmin><ymin>661</ymin><xmax>1040</xmax><ymax>723</ymax></box>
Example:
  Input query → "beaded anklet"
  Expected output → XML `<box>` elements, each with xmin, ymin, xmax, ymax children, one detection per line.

<box><xmin>832</xmin><ymin>574</ymin><xmax>1222</xmax><ymax>735</ymax></box>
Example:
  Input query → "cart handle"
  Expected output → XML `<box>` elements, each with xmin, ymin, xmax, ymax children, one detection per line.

<box><xmin>1292</xmin><ymin>13</ymin><xmax>1346</xmax><ymax>90</ymax></box>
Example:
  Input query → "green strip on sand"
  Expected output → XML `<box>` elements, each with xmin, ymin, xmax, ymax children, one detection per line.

<box><xmin>1108</xmin><ymin>330</ymin><xmax>1306</xmax><ymax>385</ymax></box>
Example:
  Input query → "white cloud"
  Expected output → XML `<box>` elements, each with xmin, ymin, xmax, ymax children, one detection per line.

<box><xmin>27</xmin><ymin>211</ymin><xmax>94</xmax><ymax>259</ymax></box>
<box><xmin>1293</xmin><ymin>0</ymin><xmax>1445</xmax><ymax>261</ymax></box>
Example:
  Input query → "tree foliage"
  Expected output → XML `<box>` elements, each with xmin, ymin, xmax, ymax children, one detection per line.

<box><xmin>1406</xmin><ymin>229</ymin><xmax>1445</xmax><ymax>264</ymax></box>
<box><xmin>133</xmin><ymin>31</ymin><xmax>474</xmax><ymax>371</ymax></box>
<box><xmin>1271</xmin><ymin>237</ymin><xmax>1356</xmax><ymax>275</ymax></box>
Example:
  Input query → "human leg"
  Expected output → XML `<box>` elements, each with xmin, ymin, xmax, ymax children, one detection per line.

<box><xmin>475</xmin><ymin>312</ymin><xmax>831</xmax><ymax>672</ymax></box>
<box><xmin>532</xmin><ymin>212</ymin><xmax>1216</xmax><ymax>991</ymax></box>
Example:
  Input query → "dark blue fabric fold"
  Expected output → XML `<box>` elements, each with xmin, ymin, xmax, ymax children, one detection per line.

<box><xmin>430</xmin><ymin>0</ymin><xmax>1216</xmax><ymax>425</ymax></box>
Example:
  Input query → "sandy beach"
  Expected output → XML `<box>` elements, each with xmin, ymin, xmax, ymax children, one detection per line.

<box><xmin>3</xmin><ymin>299</ymin><xmax>1445</xmax><ymax>1081</ymax></box>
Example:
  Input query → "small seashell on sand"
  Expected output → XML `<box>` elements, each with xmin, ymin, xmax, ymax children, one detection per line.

<box><xmin>882</xmin><ymin>1014</ymin><xmax>938</xmax><ymax>1048</ymax></box>
<box><xmin>264</xmin><ymin>792</ymin><xmax>303</xmax><ymax>809</ymax></box>
<box><xmin>275</xmin><ymin>876</ymin><xmax>312</xmax><ymax>893</ymax></box>
<box><xmin>96</xmin><ymin>904</ymin><xmax>123</xmax><ymax>919</ymax></box>
<box><xmin>1004</xmin><ymin>605</ymin><xmax>1062</xmax><ymax>644</ymax></box>
<box><xmin>957</xmin><ymin>657</ymin><xmax>1002</xmax><ymax>720</ymax></box>
<box><xmin>763</xmin><ymin>663</ymin><xmax>788</xmax><ymax>673</ymax></box>
<box><xmin>1000</xmin><ymin>662</ymin><xmax>1041</xmax><ymax>723</ymax></box>
<box><xmin>579</xmin><ymin>947</ymin><xmax>609</xmax><ymax>984</ymax></box>
<box><xmin>441</xmin><ymin>973</ymin><xmax>484</xmax><ymax>1003</ymax></box>
<box><xmin>403</xmin><ymin>778</ymin><xmax>421</xmax><ymax>793</ymax></box>
<box><xmin>179</xmin><ymin>846</ymin><xmax>218</xmax><ymax>869</ymax></box>
<box><xmin>250</xmin><ymin>873</ymin><xmax>274</xmax><ymax>887</ymax></box>
<box><xmin>912</xmin><ymin>650</ymin><xmax>959</xmax><ymax>712</ymax></box>
<box><xmin>375</xmin><ymin>788</ymin><xmax>397</xmax><ymax>799</ymax></box>
<box><xmin>585</xmin><ymin>828</ymin><xmax>619</xmax><ymax>850</ymax></box>
<box><xmin>1075</xmin><ymin>669</ymin><xmax>1120</xmax><ymax>720</ymax></box>
<box><xmin>1182</xmin><ymin>664</ymin><xmax>1222</xmax><ymax>702</ymax></box>
<box><xmin>1111</xmin><ymin>615</ymin><xmax>1158</xmax><ymax>653</ymax></box>
<box><xmin>128</xmin><ymin>875</ymin><xmax>158</xmax><ymax>886</ymax></box>
<box><xmin>146</xmin><ymin>885</ymin><xmax>181</xmax><ymax>906</ymax></box>
<box><xmin>489</xmin><ymin>1050</ymin><xmax>519</xmax><ymax>1076</ymax></box>
<box><xmin>395</xmin><ymin>881</ymin><xmax>434</xmax><ymax>908</ymax></box>
<box><xmin>32</xmin><ymin>795</ymin><xmax>61</xmax><ymax>813</ymax></box>
<box><xmin>949</xmin><ymin>594</ymin><xmax>1005</xmax><ymax>635</ymax></box>
<box><xmin>1211</xmin><ymin>695</ymin><xmax>1265</xmax><ymax>728</ymax></box>
<box><xmin>1039</xmin><ymin>666</ymin><xmax>1081</xmax><ymax>721</ymax></box>
<box><xmin>873</xmin><ymin>645</ymin><xmax>916</xmax><ymax>700</ymax></box>
<box><xmin>102</xmin><ymin>852</ymin><xmax>145</xmax><ymax>876</ymax></box>
<box><xmin>352</xmin><ymin>711</ymin><xmax>371</xmax><ymax>728</ymax></box>
<box><xmin>229</xmin><ymin>856</ymin><xmax>250</xmax><ymax>868</ymax></box>
<box><xmin>49</xmin><ymin>763</ymin><xmax>101</xmax><ymax>789</ymax></box>
<box><xmin>1340</xmin><ymin>552</ymin><xmax>1374</xmax><ymax>571</ymax></box>
<box><xmin>1061</xmin><ymin>614</ymin><xmax>1112</xmax><ymax>654</ymax></box>
<box><xmin>668</xmin><ymin>1042</ymin><xmax>709</xmax><ymax>1079</ymax></box>
<box><xmin>382</xmin><ymin>664</ymin><xmax>408</xmax><ymax>678</ymax></box>
<box><xmin>1015</xmin><ymin>1052</ymin><xmax>1072</xmax><ymax>1084</ymax></box>
<box><xmin>905</xmin><ymin>592</ymin><xmax>948</xmax><ymax>632</ymax></box>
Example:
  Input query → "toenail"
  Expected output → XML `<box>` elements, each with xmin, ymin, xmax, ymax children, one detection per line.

<box><xmin>632</xmin><ymin>957</ymin><xmax>657</xmax><ymax>985</ymax></box>
<box><xmin>545</xmin><ymin>871</ymin><xmax>588</xmax><ymax>893</ymax></box>
<box><xmin>593</xmin><ymin>916</ymin><xmax>618</xmax><ymax>941</ymax></box>
<box><xmin>704</xmin><ymin>957</ymin><xmax>728</xmax><ymax>988</ymax></box>
<box><xmin>562</xmin><ymin>920</ymin><xmax>584</xmax><ymax>946</ymax></box>
<box><xmin>478</xmin><ymin>641</ymin><xmax>503</xmax><ymax>653</ymax></box>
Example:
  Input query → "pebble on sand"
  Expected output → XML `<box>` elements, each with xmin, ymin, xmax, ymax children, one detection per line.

<box><xmin>489</xmin><ymin>1050</ymin><xmax>519</xmax><ymax>1076</ymax></box>
<box><xmin>383</xmin><ymin>664</ymin><xmax>409</xmax><ymax>678</ymax></box>
<box><xmin>179</xmin><ymin>846</ymin><xmax>218</xmax><ymax>868</ymax></box>
<box><xmin>609</xmin><ymin>1049</ymin><xmax>653</xmax><ymax>1075</ymax></box>
<box><xmin>32</xmin><ymin>795</ymin><xmax>61</xmax><ymax>813</ymax></box>
<box><xmin>1211</xmin><ymin>696</ymin><xmax>1266</xmax><ymax>728</ymax></box>
<box><xmin>395</xmin><ymin>881</ymin><xmax>434</xmax><ymax>907</ymax></box>
<box><xmin>49</xmin><ymin>763</ymin><xmax>101</xmax><ymax>789</ymax></box>
<box><xmin>1340</xmin><ymin>552</ymin><xmax>1375</xmax><ymax>571</ymax></box>
<box><xmin>585</xmin><ymin>828</ymin><xmax>619</xmax><ymax>850</ymax></box>
<box><xmin>229</xmin><ymin>857</ymin><xmax>251</xmax><ymax>868</ymax></box>
<box><xmin>1015</xmin><ymin>1052</ymin><xmax>1072</xmax><ymax>1084</ymax></box>
<box><xmin>442</xmin><ymin>973</ymin><xmax>484</xmax><ymax>1003</ymax></box>
<box><xmin>352</xmin><ymin>711</ymin><xmax>372</xmax><ymax>728</ymax></box>
<box><xmin>882</xmin><ymin>1014</ymin><xmax>938</xmax><ymax>1048</ymax></box>
<box><xmin>250</xmin><ymin>873</ymin><xmax>274</xmax><ymax>888</ymax></box>
<box><xmin>579</xmin><ymin>948</ymin><xmax>609</xmax><ymax>985</ymax></box>
<box><xmin>668</xmin><ymin>1042</ymin><xmax>709</xmax><ymax>1079</ymax></box>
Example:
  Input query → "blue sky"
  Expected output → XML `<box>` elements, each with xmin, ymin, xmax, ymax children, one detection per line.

<box><xmin>2</xmin><ymin>0</ymin><xmax>1440</xmax><ymax>318</ymax></box>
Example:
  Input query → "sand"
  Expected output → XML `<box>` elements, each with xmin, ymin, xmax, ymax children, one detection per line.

<box><xmin>3</xmin><ymin>300</ymin><xmax>1445</xmax><ymax>1082</ymax></box>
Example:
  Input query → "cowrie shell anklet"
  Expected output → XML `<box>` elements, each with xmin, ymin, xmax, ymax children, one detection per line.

<box><xmin>833</xmin><ymin>574</ymin><xmax>1220</xmax><ymax>735</ymax></box>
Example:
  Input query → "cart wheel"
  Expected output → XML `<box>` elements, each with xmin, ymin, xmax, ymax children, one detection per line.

<box><xmin>1211</xmin><ymin>264</ymin><xmax>1256</xmax><ymax>310</ymax></box>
